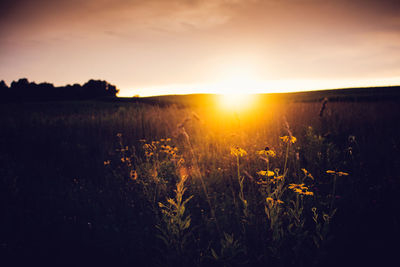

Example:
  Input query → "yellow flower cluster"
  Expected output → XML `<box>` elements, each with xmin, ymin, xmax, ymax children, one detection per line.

<box><xmin>280</xmin><ymin>135</ymin><xmax>297</xmax><ymax>144</ymax></box>
<box><xmin>257</xmin><ymin>171</ymin><xmax>284</xmax><ymax>184</ymax></box>
<box><xmin>143</xmin><ymin>143</ymin><xmax>156</xmax><ymax>158</ymax></box>
<box><xmin>288</xmin><ymin>183</ymin><xmax>314</xmax><ymax>196</ymax></box>
<box><xmin>230</xmin><ymin>147</ymin><xmax>247</xmax><ymax>157</ymax></box>
<box><xmin>143</xmin><ymin>138</ymin><xmax>178</xmax><ymax>159</ymax></box>
<box><xmin>326</xmin><ymin>170</ymin><xmax>349</xmax><ymax>176</ymax></box>
<box><xmin>160</xmin><ymin>144</ymin><xmax>178</xmax><ymax>156</ymax></box>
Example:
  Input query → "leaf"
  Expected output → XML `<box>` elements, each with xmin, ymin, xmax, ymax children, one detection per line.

<box><xmin>182</xmin><ymin>217</ymin><xmax>191</xmax><ymax>230</ymax></box>
<box><xmin>182</xmin><ymin>195</ymin><xmax>193</xmax><ymax>206</ymax></box>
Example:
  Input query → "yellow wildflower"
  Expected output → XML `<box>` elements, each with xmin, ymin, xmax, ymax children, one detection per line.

<box><xmin>230</xmin><ymin>147</ymin><xmax>247</xmax><ymax>157</ymax></box>
<box><xmin>266</xmin><ymin>197</ymin><xmax>284</xmax><ymax>206</ymax></box>
<box><xmin>257</xmin><ymin>148</ymin><xmax>276</xmax><ymax>157</ymax></box>
<box><xmin>130</xmin><ymin>170</ymin><xmax>138</xmax><ymax>180</ymax></box>
<box><xmin>288</xmin><ymin>183</ymin><xmax>307</xmax><ymax>190</ymax></box>
<box><xmin>270</xmin><ymin>175</ymin><xmax>284</xmax><ymax>184</ymax></box>
<box><xmin>258</xmin><ymin>170</ymin><xmax>275</xmax><ymax>177</ymax></box>
<box><xmin>280</xmin><ymin>135</ymin><xmax>297</xmax><ymax>143</ymax></box>
<box><xmin>301</xmin><ymin>168</ymin><xmax>314</xmax><ymax>180</ymax></box>
<box><xmin>326</xmin><ymin>170</ymin><xmax>349</xmax><ymax>176</ymax></box>
<box><xmin>288</xmin><ymin>183</ymin><xmax>314</xmax><ymax>196</ymax></box>
<box><xmin>103</xmin><ymin>160</ymin><xmax>110</xmax><ymax>166</ymax></box>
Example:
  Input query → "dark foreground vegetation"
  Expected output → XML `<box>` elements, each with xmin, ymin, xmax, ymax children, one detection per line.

<box><xmin>1</xmin><ymin>90</ymin><xmax>400</xmax><ymax>266</ymax></box>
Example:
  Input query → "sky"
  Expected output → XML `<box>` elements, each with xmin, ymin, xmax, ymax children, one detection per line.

<box><xmin>1</xmin><ymin>0</ymin><xmax>400</xmax><ymax>96</ymax></box>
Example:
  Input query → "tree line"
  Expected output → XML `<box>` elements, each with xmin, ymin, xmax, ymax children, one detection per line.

<box><xmin>0</xmin><ymin>78</ymin><xmax>119</xmax><ymax>102</ymax></box>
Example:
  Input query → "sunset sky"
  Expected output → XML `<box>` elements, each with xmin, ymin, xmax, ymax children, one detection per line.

<box><xmin>1</xmin><ymin>0</ymin><xmax>400</xmax><ymax>96</ymax></box>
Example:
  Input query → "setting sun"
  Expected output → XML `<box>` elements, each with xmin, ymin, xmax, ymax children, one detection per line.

<box><xmin>218</xmin><ymin>93</ymin><xmax>256</xmax><ymax>111</ymax></box>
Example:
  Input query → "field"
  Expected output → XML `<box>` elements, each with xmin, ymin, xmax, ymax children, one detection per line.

<box><xmin>1</xmin><ymin>90</ymin><xmax>400</xmax><ymax>266</ymax></box>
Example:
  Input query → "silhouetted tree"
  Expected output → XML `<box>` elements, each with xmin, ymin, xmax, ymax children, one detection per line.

<box><xmin>0</xmin><ymin>80</ymin><xmax>10</xmax><ymax>101</ymax></box>
<box><xmin>2</xmin><ymin>78</ymin><xmax>119</xmax><ymax>102</ymax></box>
<box><xmin>82</xmin><ymin>79</ymin><xmax>119</xmax><ymax>99</ymax></box>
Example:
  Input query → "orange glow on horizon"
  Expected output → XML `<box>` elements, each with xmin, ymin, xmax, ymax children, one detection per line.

<box><xmin>218</xmin><ymin>93</ymin><xmax>256</xmax><ymax>112</ymax></box>
<box><xmin>118</xmin><ymin>77</ymin><xmax>400</xmax><ymax>97</ymax></box>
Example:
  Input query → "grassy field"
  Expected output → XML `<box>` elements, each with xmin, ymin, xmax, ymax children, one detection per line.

<box><xmin>1</xmin><ymin>90</ymin><xmax>400</xmax><ymax>266</ymax></box>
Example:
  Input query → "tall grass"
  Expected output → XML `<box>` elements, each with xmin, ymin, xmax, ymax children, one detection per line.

<box><xmin>0</xmin><ymin>99</ymin><xmax>399</xmax><ymax>266</ymax></box>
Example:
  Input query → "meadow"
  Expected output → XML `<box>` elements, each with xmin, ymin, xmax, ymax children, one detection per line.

<box><xmin>1</xmin><ymin>92</ymin><xmax>399</xmax><ymax>266</ymax></box>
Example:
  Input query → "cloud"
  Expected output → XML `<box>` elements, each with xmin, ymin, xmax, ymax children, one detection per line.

<box><xmin>0</xmin><ymin>0</ymin><xmax>249</xmax><ymax>37</ymax></box>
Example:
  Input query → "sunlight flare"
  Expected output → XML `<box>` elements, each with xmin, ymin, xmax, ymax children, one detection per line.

<box><xmin>218</xmin><ymin>92</ymin><xmax>255</xmax><ymax>111</ymax></box>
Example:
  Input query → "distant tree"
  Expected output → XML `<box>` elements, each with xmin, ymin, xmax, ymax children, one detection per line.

<box><xmin>82</xmin><ymin>79</ymin><xmax>119</xmax><ymax>99</ymax></box>
<box><xmin>0</xmin><ymin>80</ymin><xmax>10</xmax><ymax>101</ymax></box>
<box><xmin>37</xmin><ymin>82</ymin><xmax>55</xmax><ymax>99</ymax></box>
<box><xmin>10</xmin><ymin>78</ymin><xmax>30</xmax><ymax>99</ymax></box>
<box><xmin>4</xmin><ymin>78</ymin><xmax>119</xmax><ymax>101</ymax></box>
<box><xmin>10</xmin><ymin>78</ymin><xmax>29</xmax><ymax>90</ymax></box>
<box><xmin>0</xmin><ymin>80</ymin><xmax>8</xmax><ymax>89</ymax></box>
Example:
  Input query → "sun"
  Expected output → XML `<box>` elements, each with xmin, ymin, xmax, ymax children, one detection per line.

<box><xmin>218</xmin><ymin>92</ymin><xmax>255</xmax><ymax>111</ymax></box>
<box><xmin>215</xmin><ymin>66</ymin><xmax>259</xmax><ymax>111</ymax></box>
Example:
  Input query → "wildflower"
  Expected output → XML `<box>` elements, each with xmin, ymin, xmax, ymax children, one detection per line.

<box><xmin>160</xmin><ymin>138</ymin><xmax>165</xmax><ymax>142</ymax></box>
<box><xmin>130</xmin><ymin>170</ymin><xmax>138</xmax><ymax>180</ymax></box>
<box><xmin>230</xmin><ymin>147</ymin><xmax>247</xmax><ymax>157</ymax></box>
<box><xmin>266</xmin><ymin>197</ymin><xmax>284</xmax><ymax>206</ymax></box>
<box><xmin>103</xmin><ymin>160</ymin><xmax>110</xmax><ymax>166</ymax></box>
<box><xmin>326</xmin><ymin>170</ymin><xmax>349</xmax><ymax>176</ymax></box>
<box><xmin>258</xmin><ymin>170</ymin><xmax>275</xmax><ymax>177</ymax></box>
<box><xmin>288</xmin><ymin>183</ymin><xmax>307</xmax><ymax>190</ymax></box>
<box><xmin>280</xmin><ymin>135</ymin><xmax>297</xmax><ymax>144</ymax></box>
<box><xmin>166</xmin><ymin>138</ymin><xmax>171</xmax><ymax>142</ymax></box>
<box><xmin>116</xmin><ymin>133</ymin><xmax>122</xmax><ymax>137</ymax></box>
<box><xmin>271</xmin><ymin>175</ymin><xmax>284</xmax><ymax>184</ymax></box>
<box><xmin>311</xmin><ymin>207</ymin><xmax>317</xmax><ymax>213</ymax></box>
<box><xmin>301</xmin><ymin>168</ymin><xmax>314</xmax><ymax>180</ymax></box>
<box><xmin>288</xmin><ymin>183</ymin><xmax>313</xmax><ymax>196</ymax></box>
<box><xmin>139</xmin><ymin>139</ymin><xmax>146</xmax><ymax>142</ymax></box>
<box><xmin>257</xmin><ymin>147</ymin><xmax>276</xmax><ymax>157</ymax></box>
